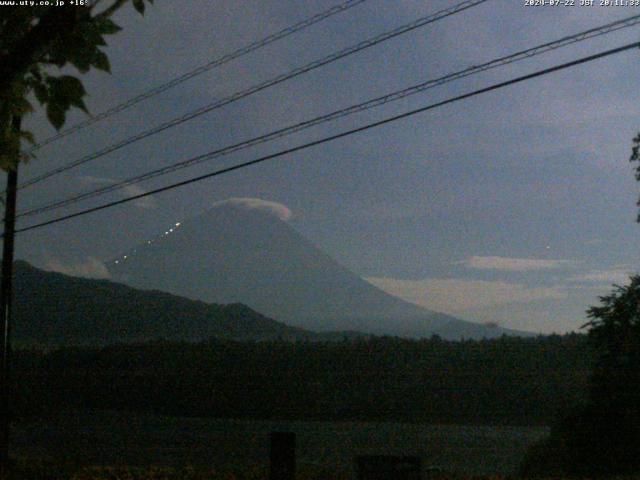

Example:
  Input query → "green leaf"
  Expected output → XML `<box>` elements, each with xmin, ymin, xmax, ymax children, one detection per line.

<box><xmin>44</xmin><ymin>75</ymin><xmax>88</xmax><ymax>129</ymax></box>
<box><xmin>33</xmin><ymin>82</ymin><xmax>50</xmax><ymax>105</ymax></box>
<box><xmin>69</xmin><ymin>49</ymin><xmax>94</xmax><ymax>73</ymax></box>
<box><xmin>132</xmin><ymin>0</ymin><xmax>145</xmax><ymax>15</ymax></box>
<box><xmin>59</xmin><ymin>75</ymin><xmax>86</xmax><ymax>98</ymax></box>
<box><xmin>94</xmin><ymin>50</ymin><xmax>111</xmax><ymax>73</ymax></box>
<box><xmin>71</xmin><ymin>97</ymin><xmax>89</xmax><ymax>114</ymax></box>
<box><xmin>95</xmin><ymin>17</ymin><xmax>122</xmax><ymax>35</ymax></box>
<box><xmin>46</xmin><ymin>103</ymin><xmax>66</xmax><ymax>131</ymax></box>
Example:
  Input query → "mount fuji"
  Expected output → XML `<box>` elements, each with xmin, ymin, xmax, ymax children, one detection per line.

<box><xmin>108</xmin><ymin>199</ymin><xmax>527</xmax><ymax>340</ymax></box>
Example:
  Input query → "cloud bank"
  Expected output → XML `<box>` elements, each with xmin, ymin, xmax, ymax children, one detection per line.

<box><xmin>569</xmin><ymin>268</ymin><xmax>635</xmax><ymax>286</ymax></box>
<box><xmin>44</xmin><ymin>256</ymin><xmax>111</xmax><ymax>279</ymax></box>
<box><xmin>366</xmin><ymin>276</ymin><xmax>566</xmax><ymax>316</ymax></box>
<box><xmin>79</xmin><ymin>175</ymin><xmax>157</xmax><ymax>210</ymax></box>
<box><xmin>460</xmin><ymin>256</ymin><xmax>573</xmax><ymax>272</ymax></box>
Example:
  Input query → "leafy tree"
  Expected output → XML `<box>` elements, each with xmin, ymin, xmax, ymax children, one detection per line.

<box><xmin>0</xmin><ymin>2</ymin><xmax>154</xmax><ymax>474</ymax></box>
<box><xmin>0</xmin><ymin>0</ymin><xmax>154</xmax><ymax>170</ymax></box>
<box><xmin>579</xmin><ymin>276</ymin><xmax>640</xmax><ymax>472</ymax></box>
<box><xmin>521</xmin><ymin>278</ymin><xmax>640</xmax><ymax>476</ymax></box>
<box><xmin>585</xmin><ymin>277</ymin><xmax>640</xmax><ymax>400</ymax></box>
<box><xmin>630</xmin><ymin>132</ymin><xmax>640</xmax><ymax>221</ymax></box>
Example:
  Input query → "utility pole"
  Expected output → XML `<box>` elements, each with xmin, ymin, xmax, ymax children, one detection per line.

<box><xmin>0</xmin><ymin>115</ymin><xmax>21</xmax><ymax>478</ymax></box>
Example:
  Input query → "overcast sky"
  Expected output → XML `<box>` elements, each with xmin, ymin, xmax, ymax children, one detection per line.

<box><xmin>11</xmin><ymin>0</ymin><xmax>640</xmax><ymax>334</ymax></box>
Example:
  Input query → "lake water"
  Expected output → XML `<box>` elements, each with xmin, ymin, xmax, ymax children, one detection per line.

<box><xmin>12</xmin><ymin>410</ymin><xmax>549</xmax><ymax>476</ymax></box>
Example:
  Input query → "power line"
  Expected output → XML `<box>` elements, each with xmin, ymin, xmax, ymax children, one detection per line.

<box><xmin>18</xmin><ymin>0</ymin><xmax>490</xmax><ymax>190</ymax></box>
<box><xmin>12</xmin><ymin>41</ymin><xmax>640</xmax><ymax>236</ymax></box>
<box><xmin>29</xmin><ymin>0</ymin><xmax>369</xmax><ymax>151</ymax></box>
<box><xmin>18</xmin><ymin>12</ymin><xmax>640</xmax><ymax>219</ymax></box>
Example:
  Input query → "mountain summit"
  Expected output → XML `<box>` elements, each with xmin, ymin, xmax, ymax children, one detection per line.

<box><xmin>109</xmin><ymin>199</ymin><xmax>525</xmax><ymax>339</ymax></box>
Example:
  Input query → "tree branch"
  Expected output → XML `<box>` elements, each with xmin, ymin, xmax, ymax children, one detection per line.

<box><xmin>95</xmin><ymin>0</ymin><xmax>129</xmax><ymax>19</ymax></box>
<box><xmin>0</xmin><ymin>0</ymin><xmax>134</xmax><ymax>97</ymax></box>
<box><xmin>0</xmin><ymin>8</ymin><xmax>81</xmax><ymax>95</ymax></box>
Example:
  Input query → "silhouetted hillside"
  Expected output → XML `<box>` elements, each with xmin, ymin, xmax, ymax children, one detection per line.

<box><xmin>12</xmin><ymin>261</ymin><xmax>337</xmax><ymax>345</ymax></box>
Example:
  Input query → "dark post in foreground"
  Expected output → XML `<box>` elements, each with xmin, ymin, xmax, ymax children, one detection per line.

<box><xmin>270</xmin><ymin>431</ymin><xmax>296</xmax><ymax>480</ymax></box>
<box><xmin>0</xmin><ymin>115</ymin><xmax>21</xmax><ymax>478</ymax></box>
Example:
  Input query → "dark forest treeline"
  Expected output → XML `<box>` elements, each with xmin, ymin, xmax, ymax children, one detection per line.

<box><xmin>14</xmin><ymin>334</ymin><xmax>590</xmax><ymax>425</ymax></box>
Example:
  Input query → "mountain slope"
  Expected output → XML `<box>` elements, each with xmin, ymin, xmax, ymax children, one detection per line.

<box><xmin>11</xmin><ymin>261</ymin><xmax>324</xmax><ymax>345</ymax></box>
<box><xmin>109</xmin><ymin>201</ymin><xmax>526</xmax><ymax>339</ymax></box>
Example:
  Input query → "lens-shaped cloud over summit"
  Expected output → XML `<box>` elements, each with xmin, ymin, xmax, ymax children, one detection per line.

<box><xmin>210</xmin><ymin>197</ymin><xmax>292</xmax><ymax>221</ymax></box>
